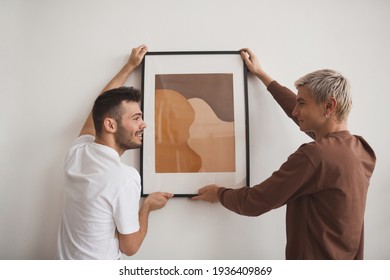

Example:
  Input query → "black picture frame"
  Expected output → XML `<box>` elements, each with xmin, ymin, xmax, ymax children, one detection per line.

<box><xmin>141</xmin><ymin>51</ymin><xmax>249</xmax><ymax>197</ymax></box>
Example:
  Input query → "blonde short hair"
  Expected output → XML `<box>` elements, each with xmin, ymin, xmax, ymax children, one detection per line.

<box><xmin>294</xmin><ymin>69</ymin><xmax>352</xmax><ymax>121</ymax></box>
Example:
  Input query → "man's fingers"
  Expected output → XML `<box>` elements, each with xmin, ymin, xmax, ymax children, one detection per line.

<box><xmin>190</xmin><ymin>195</ymin><xmax>203</xmax><ymax>201</ymax></box>
<box><xmin>162</xmin><ymin>192</ymin><xmax>174</xmax><ymax>199</ymax></box>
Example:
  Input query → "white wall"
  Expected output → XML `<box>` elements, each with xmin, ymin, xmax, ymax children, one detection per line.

<box><xmin>1</xmin><ymin>0</ymin><xmax>389</xmax><ymax>259</ymax></box>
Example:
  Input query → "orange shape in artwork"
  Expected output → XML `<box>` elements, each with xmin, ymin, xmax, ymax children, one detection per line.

<box><xmin>155</xmin><ymin>89</ymin><xmax>202</xmax><ymax>173</ymax></box>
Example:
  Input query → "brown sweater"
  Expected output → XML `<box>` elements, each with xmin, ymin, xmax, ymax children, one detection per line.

<box><xmin>217</xmin><ymin>81</ymin><xmax>376</xmax><ymax>259</ymax></box>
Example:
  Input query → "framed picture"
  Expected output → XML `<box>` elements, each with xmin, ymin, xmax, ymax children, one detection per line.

<box><xmin>141</xmin><ymin>51</ymin><xmax>249</xmax><ymax>197</ymax></box>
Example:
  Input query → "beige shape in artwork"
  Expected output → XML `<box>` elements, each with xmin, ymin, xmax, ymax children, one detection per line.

<box><xmin>187</xmin><ymin>98</ymin><xmax>236</xmax><ymax>172</ymax></box>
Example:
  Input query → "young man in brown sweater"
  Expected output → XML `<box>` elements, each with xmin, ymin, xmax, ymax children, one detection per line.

<box><xmin>192</xmin><ymin>48</ymin><xmax>376</xmax><ymax>260</ymax></box>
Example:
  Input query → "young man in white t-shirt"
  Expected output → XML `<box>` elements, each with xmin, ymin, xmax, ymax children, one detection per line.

<box><xmin>57</xmin><ymin>45</ymin><xmax>173</xmax><ymax>259</ymax></box>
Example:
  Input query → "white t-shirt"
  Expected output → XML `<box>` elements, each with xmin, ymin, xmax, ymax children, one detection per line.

<box><xmin>57</xmin><ymin>135</ymin><xmax>141</xmax><ymax>259</ymax></box>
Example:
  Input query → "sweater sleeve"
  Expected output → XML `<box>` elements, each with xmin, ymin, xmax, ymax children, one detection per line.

<box><xmin>267</xmin><ymin>81</ymin><xmax>315</xmax><ymax>140</ymax></box>
<box><xmin>267</xmin><ymin>80</ymin><xmax>297</xmax><ymax>120</ymax></box>
<box><xmin>217</xmin><ymin>147</ymin><xmax>317</xmax><ymax>216</ymax></box>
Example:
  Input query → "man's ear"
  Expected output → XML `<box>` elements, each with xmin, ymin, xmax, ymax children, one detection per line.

<box><xmin>103</xmin><ymin>118</ymin><xmax>117</xmax><ymax>133</ymax></box>
<box><xmin>325</xmin><ymin>97</ymin><xmax>337</xmax><ymax>115</ymax></box>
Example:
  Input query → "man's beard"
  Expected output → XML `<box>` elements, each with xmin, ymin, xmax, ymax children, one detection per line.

<box><xmin>115</xmin><ymin>123</ymin><xmax>142</xmax><ymax>151</ymax></box>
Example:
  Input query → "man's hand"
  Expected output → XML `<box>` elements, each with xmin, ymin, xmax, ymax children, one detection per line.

<box><xmin>240</xmin><ymin>48</ymin><xmax>274</xmax><ymax>87</ymax></box>
<box><xmin>191</xmin><ymin>184</ymin><xmax>220</xmax><ymax>203</ymax></box>
<box><xmin>101</xmin><ymin>44</ymin><xmax>148</xmax><ymax>92</ymax></box>
<box><xmin>240</xmin><ymin>48</ymin><xmax>263</xmax><ymax>75</ymax></box>
<box><xmin>127</xmin><ymin>44</ymin><xmax>148</xmax><ymax>69</ymax></box>
<box><xmin>143</xmin><ymin>192</ymin><xmax>173</xmax><ymax>212</ymax></box>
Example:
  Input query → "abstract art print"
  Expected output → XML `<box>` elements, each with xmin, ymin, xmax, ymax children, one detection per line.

<box><xmin>155</xmin><ymin>73</ymin><xmax>236</xmax><ymax>173</ymax></box>
<box><xmin>141</xmin><ymin>51</ymin><xmax>249</xmax><ymax>196</ymax></box>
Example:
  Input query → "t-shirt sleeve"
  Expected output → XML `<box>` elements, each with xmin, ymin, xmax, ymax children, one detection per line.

<box><xmin>65</xmin><ymin>134</ymin><xmax>95</xmax><ymax>166</ymax></box>
<box><xmin>113</xmin><ymin>177</ymin><xmax>141</xmax><ymax>235</ymax></box>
